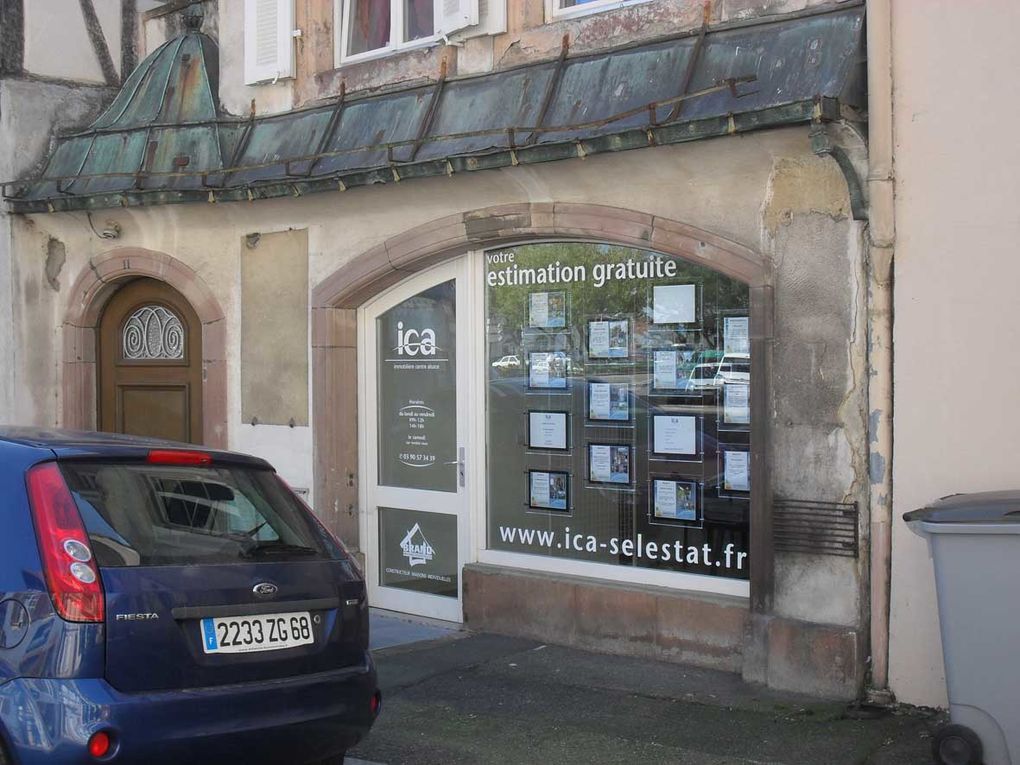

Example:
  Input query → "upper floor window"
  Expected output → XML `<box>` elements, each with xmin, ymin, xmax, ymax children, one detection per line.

<box><xmin>341</xmin><ymin>0</ymin><xmax>438</xmax><ymax>60</ymax></box>
<box><xmin>336</xmin><ymin>0</ymin><xmax>505</xmax><ymax>65</ymax></box>
<box><xmin>546</xmin><ymin>0</ymin><xmax>652</xmax><ymax>22</ymax></box>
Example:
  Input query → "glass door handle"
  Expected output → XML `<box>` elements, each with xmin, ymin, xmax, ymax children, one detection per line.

<box><xmin>443</xmin><ymin>448</ymin><xmax>466</xmax><ymax>487</ymax></box>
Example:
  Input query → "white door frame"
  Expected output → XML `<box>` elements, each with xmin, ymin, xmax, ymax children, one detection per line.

<box><xmin>358</xmin><ymin>256</ymin><xmax>476</xmax><ymax>623</ymax></box>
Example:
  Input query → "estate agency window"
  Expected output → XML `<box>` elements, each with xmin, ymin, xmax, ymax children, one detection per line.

<box><xmin>486</xmin><ymin>243</ymin><xmax>751</xmax><ymax>581</ymax></box>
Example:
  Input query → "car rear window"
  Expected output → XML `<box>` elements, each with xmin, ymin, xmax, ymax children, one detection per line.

<box><xmin>60</xmin><ymin>462</ymin><xmax>331</xmax><ymax>567</ymax></box>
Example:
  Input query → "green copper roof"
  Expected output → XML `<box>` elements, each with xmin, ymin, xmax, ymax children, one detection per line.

<box><xmin>4</xmin><ymin>2</ymin><xmax>865</xmax><ymax>213</ymax></box>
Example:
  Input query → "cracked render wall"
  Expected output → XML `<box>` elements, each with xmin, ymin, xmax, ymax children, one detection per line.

<box><xmin>0</xmin><ymin>78</ymin><xmax>113</xmax><ymax>424</ymax></box>
<box><xmin>8</xmin><ymin>126</ymin><xmax>868</xmax><ymax>642</ymax></box>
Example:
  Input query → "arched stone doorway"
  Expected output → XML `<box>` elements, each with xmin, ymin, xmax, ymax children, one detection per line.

<box><xmin>62</xmin><ymin>248</ymin><xmax>227</xmax><ymax>448</ymax></box>
<box><xmin>97</xmin><ymin>278</ymin><xmax>204</xmax><ymax>443</ymax></box>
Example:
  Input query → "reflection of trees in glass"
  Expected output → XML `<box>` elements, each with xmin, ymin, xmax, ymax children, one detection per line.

<box><xmin>486</xmin><ymin>243</ymin><xmax>749</xmax><ymax>362</ymax></box>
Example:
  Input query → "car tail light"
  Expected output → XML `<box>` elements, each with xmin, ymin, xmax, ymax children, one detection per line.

<box><xmin>26</xmin><ymin>463</ymin><xmax>105</xmax><ymax>623</ymax></box>
<box><xmin>371</xmin><ymin>690</ymin><xmax>382</xmax><ymax>716</ymax></box>
<box><xmin>87</xmin><ymin>730</ymin><xmax>112</xmax><ymax>758</ymax></box>
<box><xmin>146</xmin><ymin>449</ymin><xmax>212</xmax><ymax>466</ymax></box>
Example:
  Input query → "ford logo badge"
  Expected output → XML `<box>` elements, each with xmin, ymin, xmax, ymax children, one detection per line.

<box><xmin>253</xmin><ymin>582</ymin><xmax>278</xmax><ymax>597</ymax></box>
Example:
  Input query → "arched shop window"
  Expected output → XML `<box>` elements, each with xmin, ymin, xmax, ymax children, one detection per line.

<box><xmin>486</xmin><ymin>243</ymin><xmax>751</xmax><ymax>581</ymax></box>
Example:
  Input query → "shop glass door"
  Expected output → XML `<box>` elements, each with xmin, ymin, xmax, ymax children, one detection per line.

<box><xmin>360</xmin><ymin>258</ymin><xmax>471</xmax><ymax>623</ymax></box>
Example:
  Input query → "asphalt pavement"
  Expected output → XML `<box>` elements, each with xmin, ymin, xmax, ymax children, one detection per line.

<box><xmin>350</xmin><ymin>613</ymin><xmax>939</xmax><ymax>765</ymax></box>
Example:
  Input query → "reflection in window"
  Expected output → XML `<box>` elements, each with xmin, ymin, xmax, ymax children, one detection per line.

<box><xmin>405</xmin><ymin>0</ymin><xmax>434</xmax><ymax>41</ymax></box>
<box><xmin>344</xmin><ymin>0</ymin><xmax>435</xmax><ymax>58</ymax></box>
<box><xmin>485</xmin><ymin>242</ymin><xmax>751</xmax><ymax>581</ymax></box>
<box><xmin>347</xmin><ymin>0</ymin><xmax>391</xmax><ymax>55</ymax></box>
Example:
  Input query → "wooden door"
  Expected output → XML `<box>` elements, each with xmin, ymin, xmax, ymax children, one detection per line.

<box><xmin>98</xmin><ymin>278</ymin><xmax>203</xmax><ymax>444</ymax></box>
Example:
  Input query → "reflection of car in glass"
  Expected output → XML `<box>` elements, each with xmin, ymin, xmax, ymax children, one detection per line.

<box><xmin>689</xmin><ymin>349</ymin><xmax>724</xmax><ymax>369</ymax></box>
<box><xmin>715</xmin><ymin>353</ymin><xmax>750</xmax><ymax>385</ymax></box>
<box><xmin>0</xmin><ymin>428</ymin><xmax>379</xmax><ymax>765</ymax></box>
<box><xmin>687</xmin><ymin>363</ymin><xmax>723</xmax><ymax>390</ymax></box>
<box><xmin>491</xmin><ymin>354</ymin><xmax>521</xmax><ymax>370</ymax></box>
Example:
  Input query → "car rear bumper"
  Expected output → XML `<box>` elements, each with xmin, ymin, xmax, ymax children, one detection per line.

<box><xmin>0</xmin><ymin>655</ymin><xmax>377</xmax><ymax>765</ymax></box>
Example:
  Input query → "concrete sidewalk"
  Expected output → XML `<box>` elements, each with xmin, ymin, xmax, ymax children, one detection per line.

<box><xmin>350</xmin><ymin>629</ymin><xmax>939</xmax><ymax>765</ymax></box>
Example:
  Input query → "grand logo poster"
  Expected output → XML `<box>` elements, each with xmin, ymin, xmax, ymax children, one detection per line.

<box><xmin>376</xmin><ymin>280</ymin><xmax>457</xmax><ymax>493</ymax></box>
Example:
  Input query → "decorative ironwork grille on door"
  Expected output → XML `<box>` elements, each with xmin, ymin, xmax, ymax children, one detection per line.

<box><xmin>122</xmin><ymin>304</ymin><xmax>185</xmax><ymax>360</ymax></box>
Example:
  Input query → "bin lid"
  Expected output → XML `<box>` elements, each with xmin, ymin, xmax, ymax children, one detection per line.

<box><xmin>903</xmin><ymin>491</ymin><xmax>1020</xmax><ymax>524</ymax></box>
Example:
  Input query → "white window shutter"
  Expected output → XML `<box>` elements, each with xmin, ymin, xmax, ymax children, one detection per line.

<box><xmin>469</xmin><ymin>0</ymin><xmax>506</xmax><ymax>37</ymax></box>
<box><xmin>244</xmin><ymin>0</ymin><xmax>295</xmax><ymax>85</ymax></box>
<box><xmin>435</xmin><ymin>0</ymin><xmax>478</xmax><ymax>38</ymax></box>
<box><xmin>448</xmin><ymin>0</ymin><xmax>505</xmax><ymax>41</ymax></box>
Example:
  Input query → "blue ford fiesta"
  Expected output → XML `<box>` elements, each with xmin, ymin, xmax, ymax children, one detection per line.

<box><xmin>0</xmin><ymin>428</ymin><xmax>379</xmax><ymax>765</ymax></box>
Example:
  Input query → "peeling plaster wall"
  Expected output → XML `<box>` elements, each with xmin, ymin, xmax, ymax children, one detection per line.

<box><xmin>888</xmin><ymin>0</ymin><xmax>1020</xmax><ymax>708</ymax></box>
<box><xmin>302</xmin><ymin>0</ymin><xmax>839</xmax><ymax>102</ymax></box>
<box><xmin>9</xmin><ymin>126</ymin><xmax>867</xmax><ymax>632</ymax></box>
<box><xmin>0</xmin><ymin>77</ymin><xmax>114</xmax><ymax>425</ymax></box>
<box><xmin>761</xmin><ymin>155</ymin><xmax>866</xmax><ymax>628</ymax></box>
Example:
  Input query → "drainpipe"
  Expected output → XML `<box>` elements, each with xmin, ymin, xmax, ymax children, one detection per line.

<box><xmin>866</xmin><ymin>0</ymin><xmax>896</xmax><ymax>702</ymax></box>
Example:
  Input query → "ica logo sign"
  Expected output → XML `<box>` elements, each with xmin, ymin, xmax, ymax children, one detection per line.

<box><xmin>395</xmin><ymin>321</ymin><xmax>437</xmax><ymax>356</ymax></box>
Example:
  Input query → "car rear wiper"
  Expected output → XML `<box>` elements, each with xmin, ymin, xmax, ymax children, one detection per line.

<box><xmin>240</xmin><ymin>541</ymin><xmax>320</xmax><ymax>558</ymax></box>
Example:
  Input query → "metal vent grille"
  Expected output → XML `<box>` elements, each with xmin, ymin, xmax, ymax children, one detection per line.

<box><xmin>773</xmin><ymin>499</ymin><xmax>859</xmax><ymax>558</ymax></box>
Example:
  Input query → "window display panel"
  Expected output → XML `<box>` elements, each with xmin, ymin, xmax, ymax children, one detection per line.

<box><xmin>377</xmin><ymin>280</ymin><xmax>457</xmax><ymax>492</ymax></box>
<box><xmin>486</xmin><ymin>242</ymin><xmax>751</xmax><ymax>580</ymax></box>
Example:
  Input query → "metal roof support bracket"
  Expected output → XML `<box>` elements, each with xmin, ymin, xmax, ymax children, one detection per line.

<box><xmin>663</xmin><ymin>0</ymin><xmax>712</xmax><ymax>125</ymax></box>
<box><xmin>526</xmin><ymin>34</ymin><xmax>571</xmax><ymax>146</ymax></box>
<box><xmin>407</xmin><ymin>60</ymin><xmax>448</xmax><ymax>163</ymax></box>
<box><xmin>811</xmin><ymin>122</ymin><xmax>868</xmax><ymax>221</ymax></box>
<box><xmin>306</xmin><ymin>82</ymin><xmax>347</xmax><ymax>177</ymax></box>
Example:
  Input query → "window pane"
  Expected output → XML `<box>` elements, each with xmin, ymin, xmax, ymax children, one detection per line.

<box><xmin>62</xmin><ymin>463</ymin><xmax>331</xmax><ymax>567</ymax></box>
<box><xmin>485</xmin><ymin>243</ymin><xmax>751</xmax><ymax>581</ymax></box>
<box><xmin>347</xmin><ymin>0</ymin><xmax>391</xmax><ymax>55</ymax></box>
<box><xmin>404</xmin><ymin>0</ymin><xmax>434</xmax><ymax>42</ymax></box>
<box><xmin>558</xmin><ymin>0</ymin><xmax>603</xmax><ymax>8</ymax></box>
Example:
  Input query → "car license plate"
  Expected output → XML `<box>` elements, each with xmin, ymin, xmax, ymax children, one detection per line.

<box><xmin>200</xmin><ymin>611</ymin><xmax>314</xmax><ymax>654</ymax></box>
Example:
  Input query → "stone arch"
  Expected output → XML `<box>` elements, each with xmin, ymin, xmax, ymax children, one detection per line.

<box><xmin>62</xmin><ymin>247</ymin><xmax>227</xmax><ymax>448</ymax></box>
<box><xmin>310</xmin><ymin>203</ymin><xmax>772</xmax><ymax>584</ymax></box>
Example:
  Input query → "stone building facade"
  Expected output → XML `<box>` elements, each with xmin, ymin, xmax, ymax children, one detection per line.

<box><xmin>5</xmin><ymin>0</ymin><xmax>999</xmax><ymax>709</ymax></box>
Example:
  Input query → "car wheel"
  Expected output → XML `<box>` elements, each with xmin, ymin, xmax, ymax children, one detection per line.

<box><xmin>932</xmin><ymin>724</ymin><xmax>983</xmax><ymax>765</ymax></box>
<box><xmin>312</xmin><ymin>755</ymin><xmax>345</xmax><ymax>765</ymax></box>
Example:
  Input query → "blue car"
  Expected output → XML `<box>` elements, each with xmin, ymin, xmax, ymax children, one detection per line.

<box><xmin>0</xmin><ymin>428</ymin><xmax>379</xmax><ymax>764</ymax></box>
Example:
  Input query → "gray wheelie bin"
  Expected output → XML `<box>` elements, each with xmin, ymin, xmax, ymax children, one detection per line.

<box><xmin>905</xmin><ymin>491</ymin><xmax>1020</xmax><ymax>765</ymax></box>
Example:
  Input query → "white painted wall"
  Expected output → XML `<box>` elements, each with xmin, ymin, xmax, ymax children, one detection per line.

<box><xmin>22</xmin><ymin>0</ymin><xmax>123</xmax><ymax>83</ymax></box>
<box><xmin>888</xmin><ymin>0</ymin><xmax>1020</xmax><ymax>707</ymax></box>
<box><xmin>234</xmin><ymin>424</ymin><xmax>315</xmax><ymax>501</ymax></box>
<box><xmin>0</xmin><ymin>78</ymin><xmax>112</xmax><ymax>426</ymax></box>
